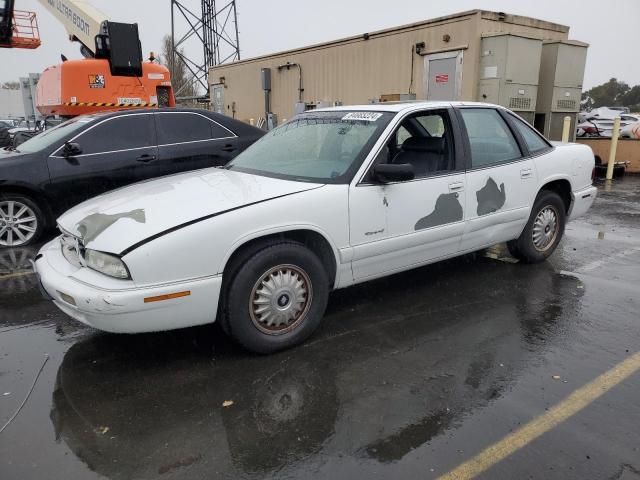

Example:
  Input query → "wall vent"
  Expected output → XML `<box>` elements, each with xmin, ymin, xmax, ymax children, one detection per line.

<box><xmin>556</xmin><ymin>99</ymin><xmax>577</xmax><ymax>110</ymax></box>
<box><xmin>509</xmin><ymin>97</ymin><xmax>532</xmax><ymax>110</ymax></box>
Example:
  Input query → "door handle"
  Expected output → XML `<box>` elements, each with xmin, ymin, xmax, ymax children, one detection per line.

<box><xmin>221</xmin><ymin>144</ymin><xmax>236</xmax><ymax>152</ymax></box>
<box><xmin>136</xmin><ymin>154</ymin><xmax>156</xmax><ymax>163</ymax></box>
<box><xmin>448</xmin><ymin>182</ymin><xmax>464</xmax><ymax>192</ymax></box>
<box><xmin>520</xmin><ymin>168</ymin><xmax>533</xmax><ymax>179</ymax></box>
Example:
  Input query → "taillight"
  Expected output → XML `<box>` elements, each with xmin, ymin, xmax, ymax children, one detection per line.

<box><xmin>583</xmin><ymin>126</ymin><xmax>597</xmax><ymax>134</ymax></box>
<box><xmin>591</xmin><ymin>166</ymin><xmax>596</xmax><ymax>181</ymax></box>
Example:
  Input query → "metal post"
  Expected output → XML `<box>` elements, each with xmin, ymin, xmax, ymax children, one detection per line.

<box><xmin>606</xmin><ymin>117</ymin><xmax>621</xmax><ymax>180</ymax></box>
<box><xmin>561</xmin><ymin>116</ymin><xmax>571</xmax><ymax>143</ymax></box>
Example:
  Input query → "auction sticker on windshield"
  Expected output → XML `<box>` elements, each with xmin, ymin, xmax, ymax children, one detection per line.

<box><xmin>341</xmin><ymin>112</ymin><xmax>383</xmax><ymax>122</ymax></box>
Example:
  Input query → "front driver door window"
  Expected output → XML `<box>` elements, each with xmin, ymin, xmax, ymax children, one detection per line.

<box><xmin>350</xmin><ymin>109</ymin><xmax>466</xmax><ymax>281</ymax></box>
<box><xmin>46</xmin><ymin>114</ymin><xmax>157</xmax><ymax>210</ymax></box>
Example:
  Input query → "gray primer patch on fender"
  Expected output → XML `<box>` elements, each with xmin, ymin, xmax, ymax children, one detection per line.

<box><xmin>414</xmin><ymin>193</ymin><xmax>463</xmax><ymax>230</ymax></box>
<box><xmin>76</xmin><ymin>209</ymin><xmax>146</xmax><ymax>243</ymax></box>
<box><xmin>476</xmin><ymin>178</ymin><xmax>505</xmax><ymax>216</ymax></box>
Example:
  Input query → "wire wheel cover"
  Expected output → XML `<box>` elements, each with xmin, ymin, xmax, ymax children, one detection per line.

<box><xmin>532</xmin><ymin>205</ymin><xmax>559</xmax><ymax>252</ymax></box>
<box><xmin>249</xmin><ymin>264</ymin><xmax>313</xmax><ymax>335</ymax></box>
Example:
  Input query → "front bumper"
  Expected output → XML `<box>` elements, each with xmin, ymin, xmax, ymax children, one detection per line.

<box><xmin>34</xmin><ymin>239</ymin><xmax>222</xmax><ymax>333</ymax></box>
<box><xmin>568</xmin><ymin>185</ymin><xmax>598</xmax><ymax>221</ymax></box>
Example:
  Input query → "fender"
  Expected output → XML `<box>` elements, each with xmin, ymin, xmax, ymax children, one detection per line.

<box><xmin>536</xmin><ymin>173</ymin><xmax>574</xmax><ymax>193</ymax></box>
<box><xmin>219</xmin><ymin>223</ymin><xmax>346</xmax><ymax>286</ymax></box>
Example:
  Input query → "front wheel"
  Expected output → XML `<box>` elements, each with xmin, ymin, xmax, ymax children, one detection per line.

<box><xmin>0</xmin><ymin>194</ymin><xmax>46</xmax><ymax>248</ymax></box>
<box><xmin>507</xmin><ymin>190</ymin><xmax>566</xmax><ymax>263</ymax></box>
<box><xmin>223</xmin><ymin>241</ymin><xmax>329</xmax><ymax>354</ymax></box>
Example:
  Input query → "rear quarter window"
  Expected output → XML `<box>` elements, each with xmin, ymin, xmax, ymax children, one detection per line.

<box><xmin>508</xmin><ymin>114</ymin><xmax>551</xmax><ymax>154</ymax></box>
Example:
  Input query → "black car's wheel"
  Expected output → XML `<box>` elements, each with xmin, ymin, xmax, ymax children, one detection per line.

<box><xmin>223</xmin><ymin>241</ymin><xmax>329</xmax><ymax>354</ymax></box>
<box><xmin>507</xmin><ymin>190</ymin><xmax>566</xmax><ymax>263</ymax></box>
<box><xmin>0</xmin><ymin>194</ymin><xmax>46</xmax><ymax>248</ymax></box>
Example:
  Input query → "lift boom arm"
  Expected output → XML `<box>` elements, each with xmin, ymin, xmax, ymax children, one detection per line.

<box><xmin>36</xmin><ymin>0</ymin><xmax>109</xmax><ymax>55</ymax></box>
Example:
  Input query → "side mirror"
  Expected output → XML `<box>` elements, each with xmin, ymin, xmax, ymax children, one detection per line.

<box><xmin>373</xmin><ymin>163</ymin><xmax>415</xmax><ymax>183</ymax></box>
<box><xmin>62</xmin><ymin>142</ymin><xmax>82</xmax><ymax>157</ymax></box>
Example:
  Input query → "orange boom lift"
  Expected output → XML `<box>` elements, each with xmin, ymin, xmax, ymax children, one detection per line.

<box><xmin>0</xmin><ymin>0</ymin><xmax>175</xmax><ymax>117</ymax></box>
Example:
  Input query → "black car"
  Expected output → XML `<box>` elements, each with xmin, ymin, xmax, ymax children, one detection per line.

<box><xmin>0</xmin><ymin>108</ymin><xmax>264</xmax><ymax>247</ymax></box>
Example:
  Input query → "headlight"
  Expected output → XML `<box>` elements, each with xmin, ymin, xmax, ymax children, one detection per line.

<box><xmin>84</xmin><ymin>249</ymin><xmax>130</xmax><ymax>279</ymax></box>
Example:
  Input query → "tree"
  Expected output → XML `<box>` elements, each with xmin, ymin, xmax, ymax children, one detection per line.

<box><xmin>159</xmin><ymin>34</ymin><xmax>199</xmax><ymax>104</ymax></box>
<box><xmin>621</xmin><ymin>85</ymin><xmax>640</xmax><ymax>113</ymax></box>
<box><xmin>582</xmin><ymin>78</ymin><xmax>630</xmax><ymax>109</ymax></box>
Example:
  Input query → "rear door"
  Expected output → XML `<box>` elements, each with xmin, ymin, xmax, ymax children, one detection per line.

<box><xmin>457</xmin><ymin>107</ymin><xmax>537</xmax><ymax>251</ymax></box>
<box><xmin>46</xmin><ymin>113</ymin><xmax>157</xmax><ymax>211</ymax></box>
<box><xmin>154</xmin><ymin>111</ymin><xmax>237</xmax><ymax>176</ymax></box>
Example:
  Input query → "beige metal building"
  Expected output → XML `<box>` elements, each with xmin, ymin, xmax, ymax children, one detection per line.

<box><xmin>209</xmin><ymin>9</ymin><xmax>587</xmax><ymax>138</ymax></box>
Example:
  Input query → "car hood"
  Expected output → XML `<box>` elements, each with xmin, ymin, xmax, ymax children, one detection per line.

<box><xmin>58</xmin><ymin>168</ymin><xmax>323</xmax><ymax>254</ymax></box>
<box><xmin>0</xmin><ymin>147</ymin><xmax>35</xmax><ymax>160</ymax></box>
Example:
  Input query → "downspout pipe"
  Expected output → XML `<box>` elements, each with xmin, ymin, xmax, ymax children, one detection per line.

<box><xmin>277</xmin><ymin>62</ymin><xmax>303</xmax><ymax>102</ymax></box>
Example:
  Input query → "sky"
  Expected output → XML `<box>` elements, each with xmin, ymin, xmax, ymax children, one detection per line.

<box><xmin>1</xmin><ymin>0</ymin><xmax>639</xmax><ymax>90</ymax></box>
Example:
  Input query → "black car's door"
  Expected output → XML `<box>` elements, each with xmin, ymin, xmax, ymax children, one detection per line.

<box><xmin>46</xmin><ymin>113</ymin><xmax>158</xmax><ymax>211</ymax></box>
<box><xmin>153</xmin><ymin>111</ymin><xmax>239</xmax><ymax>175</ymax></box>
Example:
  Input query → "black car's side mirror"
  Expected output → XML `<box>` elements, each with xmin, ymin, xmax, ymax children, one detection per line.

<box><xmin>62</xmin><ymin>142</ymin><xmax>82</xmax><ymax>157</ymax></box>
<box><xmin>373</xmin><ymin>163</ymin><xmax>415</xmax><ymax>183</ymax></box>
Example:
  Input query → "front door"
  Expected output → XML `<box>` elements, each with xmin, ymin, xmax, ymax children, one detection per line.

<box><xmin>350</xmin><ymin>109</ymin><xmax>466</xmax><ymax>281</ymax></box>
<box><xmin>457</xmin><ymin>107</ymin><xmax>537</xmax><ymax>251</ymax></box>
<box><xmin>46</xmin><ymin>113</ymin><xmax>158</xmax><ymax>212</ymax></box>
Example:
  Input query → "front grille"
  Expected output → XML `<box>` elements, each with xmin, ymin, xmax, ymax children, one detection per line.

<box><xmin>60</xmin><ymin>233</ymin><xmax>84</xmax><ymax>268</ymax></box>
<box><xmin>509</xmin><ymin>97</ymin><xmax>532</xmax><ymax>110</ymax></box>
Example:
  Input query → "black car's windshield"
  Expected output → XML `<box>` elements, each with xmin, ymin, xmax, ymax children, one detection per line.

<box><xmin>15</xmin><ymin>116</ymin><xmax>95</xmax><ymax>153</ymax></box>
<box><xmin>227</xmin><ymin>110</ymin><xmax>394</xmax><ymax>183</ymax></box>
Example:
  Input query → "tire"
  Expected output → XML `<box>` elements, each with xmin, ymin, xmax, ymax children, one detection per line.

<box><xmin>0</xmin><ymin>128</ymin><xmax>10</xmax><ymax>148</ymax></box>
<box><xmin>0</xmin><ymin>194</ymin><xmax>46</xmax><ymax>248</ymax></box>
<box><xmin>507</xmin><ymin>190</ymin><xmax>566</xmax><ymax>263</ymax></box>
<box><xmin>222</xmin><ymin>241</ymin><xmax>329</xmax><ymax>354</ymax></box>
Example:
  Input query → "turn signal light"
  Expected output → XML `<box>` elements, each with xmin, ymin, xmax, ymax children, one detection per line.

<box><xmin>144</xmin><ymin>291</ymin><xmax>191</xmax><ymax>303</ymax></box>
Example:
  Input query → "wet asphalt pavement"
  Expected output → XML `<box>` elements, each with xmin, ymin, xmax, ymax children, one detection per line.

<box><xmin>1</xmin><ymin>178</ymin><xmax>639</xmax><ymax>480</ymax></box>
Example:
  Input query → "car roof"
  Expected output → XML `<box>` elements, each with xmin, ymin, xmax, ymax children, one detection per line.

<box><xmin>314</xmin><ymin>101</ymin><xmax>503</xmax><ymax>113</ymax></box>
<box><xmin>87</xmin><ymin>107</ymin><xmax>214</xmax><ymax>117</ymax></box>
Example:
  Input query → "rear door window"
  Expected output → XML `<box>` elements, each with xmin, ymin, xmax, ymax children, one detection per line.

<box><xmin>156</xmin><ymin>113</ymin><xmax>233</xmax><ymax>145</ymax></box>
<box><xmin>75</xmin><ymin>114</ymin><xmax>155</xmax><ymax>155</ymax></box>
<box><xmin>459</xmin><ymin>108</ymin><xmax>522</xmax><ymax>168</ymax></box>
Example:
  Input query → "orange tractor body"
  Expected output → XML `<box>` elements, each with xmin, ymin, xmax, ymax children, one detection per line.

<box><xmin>36</xmin><ymin>59</ymin><xmax>175</xmax><ymax>116</ymax></box>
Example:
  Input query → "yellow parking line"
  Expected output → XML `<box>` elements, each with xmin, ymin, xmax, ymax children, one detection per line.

<box><xmin>438</xmin><ymin>351</ymin><xmax>640</xmax><ymax>480</ymax></box>
<box><xmin>0</xmin><ymin>271</ymin><xmax>35</xmax><ymax>280</ymax></box>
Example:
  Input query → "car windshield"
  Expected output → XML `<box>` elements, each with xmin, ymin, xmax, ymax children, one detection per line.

<box><xmin>226</xmin><ymin>110</ymin><xmax>394</xmax><ymax>183</ymax></box>
<box><xmin>13</xmin><ymin>116</ymin><xmax>94</xmax><ymax>153</ymax></box>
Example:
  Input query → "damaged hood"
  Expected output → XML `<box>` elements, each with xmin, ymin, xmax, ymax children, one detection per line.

<box><xmin>57</xmin><ymin>168</ymin><xmax>322</xmax><ymax>254</ymax></box>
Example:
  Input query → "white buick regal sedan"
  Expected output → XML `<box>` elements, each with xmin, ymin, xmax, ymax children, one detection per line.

<box><xmin>35</xmin><ymin>102</ymin><xmax>597</xmax><ymax>353</ymax></box>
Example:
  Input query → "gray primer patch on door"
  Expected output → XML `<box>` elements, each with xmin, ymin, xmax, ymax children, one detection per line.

<box><xmin>476</xmin><ymin>178</ymin><xmax>505</xmax><ymax>216</ymax></box>
<box><xmin>414</xmin><ymin>193</ymin><xmax>463</xmax><ymax>230</ymax></box>
<box><xmin>77</xmin><ymin>209</ymin><xmax>146</xmax><ymax>243</ymax></box>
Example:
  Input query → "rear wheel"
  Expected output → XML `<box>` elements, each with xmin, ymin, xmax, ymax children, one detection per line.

<box><xmin>222</xmin><ymin>241</ymin><xmax>329</xmax><ymax>354</ymax></box>
<box><xmin>507</xmin><ymin>190</ymin><xmax>566</xmax><ymax>263</ymax></box>
<box><xmin>0</xmin><ymin>195</ymin><xmax>46</xmax><ymax>248</ymax></box>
